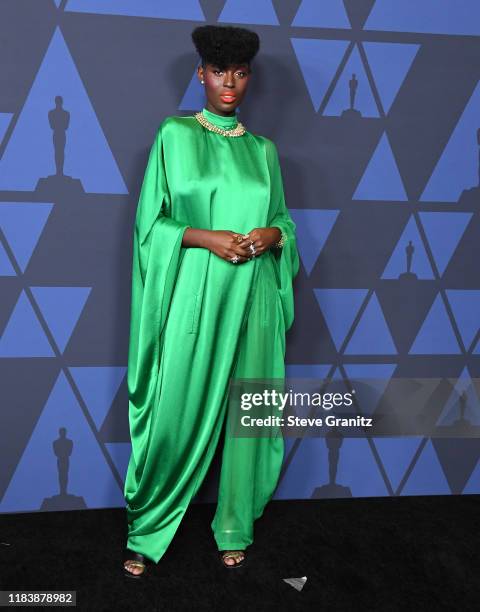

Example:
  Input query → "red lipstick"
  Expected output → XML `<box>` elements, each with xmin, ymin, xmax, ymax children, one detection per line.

<box><xmin>220</xmin><ymin>94</ymin><xmax>236</xmax><ymax>103</ymax></box>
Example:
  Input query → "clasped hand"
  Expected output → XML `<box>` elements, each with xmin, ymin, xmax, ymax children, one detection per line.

<box><xmin>208</xmin><ymin>227</ymin><xmax>281</xmax><ymax>264</ymax></box>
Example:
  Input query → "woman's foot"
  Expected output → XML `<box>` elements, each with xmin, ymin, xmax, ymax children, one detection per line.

<box><xmin>123</xmin><ymin>550</ymin><xmax>150</xmax><ymax>579</ymax></box>
<box><xmin>220</xmin><ymin>550</ymin><xmax>245</xmax><ymax>568</ymax></box>
<box><xmin>124</xmin><ymin>559</ymin><xmax>146</xmax><ymax>577</ymax></box>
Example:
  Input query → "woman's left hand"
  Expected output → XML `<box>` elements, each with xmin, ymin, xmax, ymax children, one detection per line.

<box><xmin>236</xmin><ymin>227</ymin><xmax>281</xmax><ymax>259</ymax></box>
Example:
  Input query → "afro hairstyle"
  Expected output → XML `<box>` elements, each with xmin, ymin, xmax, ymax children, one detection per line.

<box><xmin>191</xmin><ymin>25</ymin><xmax>260</xmax><ymax>71</ymax></box>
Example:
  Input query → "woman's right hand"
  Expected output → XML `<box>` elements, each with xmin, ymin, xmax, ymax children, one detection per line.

<box><xmin>203</xmin><ymin>230</ymin><xmax>253</xmax><ymax>264</ymax></box>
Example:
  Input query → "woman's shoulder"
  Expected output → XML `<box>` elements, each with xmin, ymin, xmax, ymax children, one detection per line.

<box><xmin>150</xmin><ymin>115</ymin><xmax>198</xmax><ymax>141</ymax></box>
<box><xmin>246</xmin><ymin>127</ymin><xmax>275</xmax><ymax>148</ymax></box>
<box><xmin>157</xmin><ymin>114</ymin><xmax>198</xmax><ymax>136</ymax></box>
<box><xmin>250</xmin><ymin>133</ymin><xmax>279</xmax><ymax>163</ymax></box>
<box><xmin>251</xmin><ymin>132</ymin><xmax>276</xmax><ymax>149</ymax></box>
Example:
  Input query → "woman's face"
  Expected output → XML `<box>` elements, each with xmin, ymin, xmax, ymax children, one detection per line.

<box><xmin>197</xmin><ymin>62</ymin><xmax>251</xmax><ymax>115</ymax></box>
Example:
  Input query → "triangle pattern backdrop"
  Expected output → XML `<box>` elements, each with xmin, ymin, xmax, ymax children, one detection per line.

<box><xmin>0</xmin><ymin>291</ymin><xmax>55</xmax><ymax>358</ymax></box>
<box><xmin>436</xmin><ymin>367</ymin><xmax>480</xmax><ymax>426</ymax></box>
<box><xmin>31</xmin><ymin>287</ymin><xmax>92</xmax><ymax>353</ymax></box>
<box><xmin>291</xmin><ymin>38</ymin><xmax>350</xmax><ymax>112</ymax></box>
<box><xmin>0</xmin><ymin>0</ymin><xmax>479</xmax><ymax>513</ymax></box>
<box><xmin>291</xmin><ymin>0</ymin><xmax>351</xmax><ymax>29</ymax></box>
<box><xmin>365</xmin><ymin>0</ymin><xmax>480</xmax><ymax>36</ymax></box>
<box><xmin>69</xmin><ymin>366</ymin><xmax>127</xmax><ymax>430</ymax></box>
<box><xmin>0</xmin><ymin>113</ymin><xmax>13</xmax><ymax>143</ymax></box>
<box><xmin>421</xmin><ymin>79</ymin><xmax>480</xmax><ymax>202</ymax></box>
<box><xmin>0</xmin><ymin>203</ymin><xmax>53</xmax><ymax>273</ymax></box>
<box><xmin>65</xmin><ymin>0</ymin><xmax>205</xmax><ymax>20</ymax></box>
<box><xmin>0</xmin><ymin>372</ymin><xmax>125</xmax><ymax>512</ymax></box>
<box><xmin>0</xmin><ymin>28</ymin><xmax>128</xmax><ymax>194</ymax></box>
<box><xmin>218</xmin><ymin>0</ymin><xmax>279</xmax><ymax>25</ymax></box>
<box><xmin>323</xmin><ymin>45</ymin><xmax>379</xmax><ymax>118</ymax></box>
<box><xmin>381</xmin><ymin>215</ymin><xmax>435</xmax><ymax>280</ymax></box>
<box><xmin>353</xmin><ymin>133</ymin><xmax>408</xmax><ymax>201</ymax></box>
<box><xmin>290</xmin><ymin>209</ymin><xmax>339</xmax><ymax>275</ymax></box>
<box><xmin>362</xmin><ymin>42</ymin><xmax>420</xmax><ymax>114</ymax></box>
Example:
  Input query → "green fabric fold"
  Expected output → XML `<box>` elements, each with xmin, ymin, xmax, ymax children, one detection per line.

<box><xmin>127</xmin><ymin>126</ymin><xmax>190</xmax><ymax>463</ymax></box>
<box><xmin>265</xmin><ymin>138</ymin><xmax>300</xmax><ymax>332</ymax></box>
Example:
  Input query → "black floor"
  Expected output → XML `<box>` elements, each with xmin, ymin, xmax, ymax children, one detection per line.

<box><xmin>1</xmin><ymin>495</ymin><xmax>479</xmax><ymax>611</ymax></box>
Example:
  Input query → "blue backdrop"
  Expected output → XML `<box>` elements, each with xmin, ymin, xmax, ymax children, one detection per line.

<box><xmin>1</xmin><ymin>0</ymin><xmax>479</xmax><ymax>512</ymax></box>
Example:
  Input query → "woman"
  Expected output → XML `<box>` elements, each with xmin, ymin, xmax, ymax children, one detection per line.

<box><xmin>123</xmin><ymin>24</ymin><xmax>299</xmax><ymax>579</ymax></box>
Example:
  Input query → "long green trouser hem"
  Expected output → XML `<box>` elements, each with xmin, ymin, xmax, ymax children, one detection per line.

<box><xmin>210</xmin><ymin>424</ymin><xmax>284</xmax><ymax>552</ymax></box>
<box><xmin>210</xmin><ymin>259</ymin><xmax>285</xmax><ymax>551</ymax></box>
<box><xmin>125</xmin><ymin>258</ymin><xmax>286</xmax><ymax>564</ymax></box>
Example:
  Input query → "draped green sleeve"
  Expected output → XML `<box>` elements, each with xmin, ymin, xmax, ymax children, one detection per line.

<box><xmin>265</xmin><ymin>138</ymin><xmax>300</xmax><ymax>332</ymax></box>
<box><xmin>127</xmin><ymin>123</ymin><xmax>190</xmax><ymax>443</ymax></box>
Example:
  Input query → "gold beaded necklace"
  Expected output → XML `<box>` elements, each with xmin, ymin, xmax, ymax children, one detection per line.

<box><xmin>194</xmin><ymin>111</ymin><xmax>246</xmax><ymax>137</ymax></box>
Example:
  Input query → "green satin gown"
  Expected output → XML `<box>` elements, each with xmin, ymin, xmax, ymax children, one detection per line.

<box><xmin>124</xmin><ymin>106</ymin><xmax>299</xmax><ymax>563</ymax></box>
